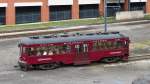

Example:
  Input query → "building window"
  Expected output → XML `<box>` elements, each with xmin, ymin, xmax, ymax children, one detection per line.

<box><xmin>80</xmin><ymin>4</ymin><xmax>99</xmax><ymax>18</ymax></box>
<box><xmin>107</xmin><ymin>3</ymin><xmax>123</xmax><ymax>17</ymax></box>
<box><xmin>0</xmin><ymin>8</ymin><xmax>5</xmax><ymax>25</ymax></box>
<box><xmin>130</xmin><ymin>2</ymin><xmax>146</xmax><ymax>12</ymax></box>
<box><xmin>49</xmin><ymin>5</ymin><xmax>71</xmax><ymax>21</ymax></box>
<box><xmin>16</xmin><ymin>6</ymin><xmax>41</xmax><ymax>24</ymax></box>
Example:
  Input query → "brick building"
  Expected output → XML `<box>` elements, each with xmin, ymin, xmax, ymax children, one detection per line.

<box><xmin>0</xmin><ymin>0</ymin><xmax>150</xmax><ymax>25</ymax></box>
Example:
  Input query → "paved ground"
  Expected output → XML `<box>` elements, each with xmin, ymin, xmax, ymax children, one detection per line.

<box><xmin>0</xmin><ymin>22</ymin><xmax>150</xmax><ymax>84</ymax></box>
<box><xmin>1</xmin><ymin>60</ymin><xmax>150</xmax><ymax>84</ymax></box>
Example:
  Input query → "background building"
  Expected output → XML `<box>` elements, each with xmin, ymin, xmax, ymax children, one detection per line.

<box><xmin>0</xmin><ymin>0</ymin><xmax>150</xmax><ymax>25</ymax></box>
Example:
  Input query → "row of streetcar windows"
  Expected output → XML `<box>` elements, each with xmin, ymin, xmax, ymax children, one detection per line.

<box><xmin>22</xmin><ymin>41</ymin><xmax>128</xmax><ymax>56</ymax></box>
<box><xmin>93</xmin><ymin>41</ymin><xmax>125</xmax><ymax>51</ymax></box>
<box><xmin>23</xmin><ymin>45</ymin><xmax>71</xmax><ymax>56</ymax></box>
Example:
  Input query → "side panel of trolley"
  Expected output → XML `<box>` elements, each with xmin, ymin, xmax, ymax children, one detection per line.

<box><xmin>88</xmin><ymin>39</ymin><xmax>129</xmax><ymax>61</ymax></box>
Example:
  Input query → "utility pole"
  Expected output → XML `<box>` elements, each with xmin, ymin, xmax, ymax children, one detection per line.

<box><xmin>104</xmin><ymin>0</ymin><xmax>107</xmax><ymax>32</ymax></box>
<box><xmin>128</xmin><ymin>0</ymin><xmax>130</xmax><ymax>11</ymax></box>
<box><xmin>104</xmin><ymin>0</ymin><xmax>122</xmax><ymax>32</ymax></box>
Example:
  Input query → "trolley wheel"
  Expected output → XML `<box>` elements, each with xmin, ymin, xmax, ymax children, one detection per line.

<box><xmin>102</xmin><ymin>57</ymin><xmax>120</xmax><ymax>63</ymax></box>
<box><xmin>20</xmin><ymin>64</ymin><xmax>30</xmax><ymax>71</ymax></box>
<box><xmin>39</xmin><ymin>63</ymin><xmax>60</xmax><ymax>70</ymax></box>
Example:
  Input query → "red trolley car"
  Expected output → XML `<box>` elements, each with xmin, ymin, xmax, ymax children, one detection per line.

<box><xmin>18</xmin><ymin>32</ymin><xmax>130</xmax><ymax>71</ymax></box>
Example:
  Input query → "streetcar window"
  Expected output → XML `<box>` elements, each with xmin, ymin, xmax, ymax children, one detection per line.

<box><xmin>76</xmin><ymin>44</ymin><xmax>88</xmax><ymax>53</ymax></box>
<box><xmin>93</xmin><ymin>42</ymin><xmax>97</xmax><ymax>50</ymax></box>
<box><xmin>116</xmin><ymin>41</ymin><xmax>124</xmax><ymax>48</ymax></box>
<box><xmin>29</xmin><ymin>47</ymin><xmax>37</xmax><ymax>56</ymax></box>
<box><xmin>113</xmin><ymin>42</ymin><xmax>118</xmax><ymax>49</ymax></box>
<box><xmin>93</xmin><ymin>41</ymin><xmax>110</xmax><ymax>51</ymax></box>
<box><xmin>98</xmin><ymin>42</ymin><xmax>103</xmax><ymax>49</ymax></box>
<box><xmin>79</xmin><ymin>45</ymin><xmax>84</xmax><ymax>52</ymax></box>
<box><xmin>93</xmin><ymin>41</ymin><xmax>124</xmax><ymax>51</ymax></box>
<box><xmin>93</xmin><ymin>41</ymin><xmax>99</xmax><ymax>51</ymax></box>
<box><xmin>103</xmin><ymin>42</ymin><xmax>108</xmax><ymax>49</ymax></box>
<box><xmin>106</xmin><ymin>41</ymin><xmax>113</xmax><ymax>49</ymax></box>
<box><xmin>23</xmin><ymin>47</ymin><xmax>37</xmax><ymax>56</ymax></box>
<box><xmin>83</xmin><ymin>44</ymin><xmax>88</xmax><ymax>52</ymax></box>
<box><xmin>102</xmin><ymin>41</ymin><xmax>113</xmax><ymax>50</ymax></box>
<box><xmin>93</xmin><ymin>42</ymin><xmax>97</xmax><ymax>51</ymax></box>
<box><xmin>19</xmin><ymin>46</ymin><xmax>23</xmax><ymax>56</ymax></box>
<box><xmin>36</xmin><ymin>47</ymin><xmax>41</xmax><ymax>56</ymax></box>
<box><xmin>22</xmin><ymin>47</ymin><xmax>26</xmax><ymax>54</ymax></box>
<box><xmin>42</xmin><ymin>45</ymin><xmax>71</xmax><ymax>56</ymax></box>
<box><xmin>48</xmin><ymin>45</ymin><xmax>71</xmax><ymax>55</ymax></box>
<box><xmin>24</xmin><ymin>45</ymin><xmax>71</xmax><ymax>56</ymax></box>
<box><xmin>124</xmin><ymin>41</ymin><xmax>129</xmax><ymax>47</ymax></box>
<box><xmin>61</xmin><ymin>45</ymin><xmax>71</xmax><ymax>53</ymax></box>
<box><xmin>37</xmin><ymin>47</ymin><xmax>48</xmax><ymax>56</ymax></box>
<box><xmin>93</xmin><ymin>41</ymin><xmax>104</xmax><ymax>51</ymax></box>
<box><xmin>24</xmin><ymin>47</ymin><xmax>31</xmax><ymax>56</ymax></box>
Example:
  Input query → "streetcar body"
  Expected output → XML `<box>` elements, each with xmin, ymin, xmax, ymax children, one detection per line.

<box><xmin>18</xmin><ymin>32</ymin><xmax>130</xmax><ymax>71</ymax></box>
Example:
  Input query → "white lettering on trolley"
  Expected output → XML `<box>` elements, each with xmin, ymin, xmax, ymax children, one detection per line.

<box><xmin>38</xmin><ymin>58</ymin><xmax>52</xmax><ymax>61</ymax></box>
<box><xmin>110</xmin><ymin>51</ymin><xmax>122</xmax><ymax>54</ymax></box>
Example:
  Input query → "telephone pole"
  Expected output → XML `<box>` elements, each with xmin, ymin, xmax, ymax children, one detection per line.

<box><xmin>104</xmin><ymin>0</ymin><xmax>107</xmax><ymax>32</ymax></box>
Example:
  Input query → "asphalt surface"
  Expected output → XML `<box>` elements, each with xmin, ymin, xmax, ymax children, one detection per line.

<box><xmin>0</xmin><ymin>22</ymin><xmax>150</xmax><ymax>84</ymax></box>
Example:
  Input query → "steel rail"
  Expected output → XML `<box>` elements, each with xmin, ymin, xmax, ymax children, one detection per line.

<box><xmin>128</xmin><ymin>54</ymin><xmax>150</xmax><ymax>61</ymax></box>
<box><xmin>0</xmin><ymin>27</ymin><xmax>99</xmax><ymax>39</ymax></box>
<box><xmin>14</xmin><ymin>54</ymin><xmax>150</xmax><ymax>69</ymax></box>
<box><xmin>1</xmin><ymin>20</ymin><xmax>150</xmax><ymax>39</ymax></box>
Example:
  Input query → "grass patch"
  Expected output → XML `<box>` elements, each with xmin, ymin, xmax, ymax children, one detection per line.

<box><xmin>0</xmin><ymin>17</ymin><xmax>115</xmax><ymax>32</ymax></box>
<box><xmin>130</xmin><ymin>43</ymin><xmax>149</xmax><ymax>50</ymax></box>
<box><xmin>130</xmin><ymin>41</ymin><xmax>150</xmax><ymax>55</ymax></box>
<box><xmin>144</xmin><ymin>14</ymin><xmax>150</xmax><ymax>20</ymax></box>
<box><xmin>142</xmin><ymin>40</ymin><xmax>150</xmax><ymax>45</ymax></box>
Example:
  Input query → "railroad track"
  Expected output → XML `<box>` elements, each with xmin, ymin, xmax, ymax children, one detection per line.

<box><xmin>13</xmin><ymin>54</ymin><xmax>150</xmax><ymax>69</ymax></box>
<box><xmin>0</xmin><ymin>26</ymin><xmax>101</xmax><ymax>39</ymax></box>
<box><xmin>129</xmin><ymin>54</ymin><xmax>150</xmax><ymax>61</ymax></box>
<box><xmin>1</xmin><ymin>20</ymin><xmax>150</xmax><ymax>39</ymax></box>
<box><xmin>1</xmin><ymin>21</ymin><xmax>150</xmax><ymax>62</ymax></box>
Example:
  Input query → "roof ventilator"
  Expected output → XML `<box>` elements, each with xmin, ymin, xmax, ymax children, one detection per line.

<box><xmin>86</xmin><ymin>33</ymin><xmax>95</xmax><ymax>36</ymax></box>
<box><xmin>60</xmin><ymin>34</ymin><xmax>69</xmax><ymax>37</ymax></box>
<box><xmin>101</xmin><ymin>32</ymin><xmax>109</xmax><ymax>35</ymax></box>
<box><xmin>110</xmin><ymin>32</ymin><xmax>119</xmax><ymax>34</ymax></box>
<box><xmin>76</xmin><ymin>33</ymin><xmax>83</xmax><ymax>36</ymax></box>
<box><xmin>29</xmin><ymin>36</ymin><xmax>39</xmax><ymax>39</ymax></box>
<box><xmin>43</xmin><ymin>35</ymin><xmax>53</xmax><ymax>38</ymax></box>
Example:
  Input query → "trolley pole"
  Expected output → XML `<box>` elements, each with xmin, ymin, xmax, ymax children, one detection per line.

<box><xmin>104</xmin><ymin>0</ymin><xmax>107</xmax><ymax>32</ymax></box>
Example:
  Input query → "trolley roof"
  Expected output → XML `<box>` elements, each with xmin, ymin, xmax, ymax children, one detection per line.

<box><xmin>19</xmin><ymin>32</ymin><xmax>128</xmax><ymax>45</ymax></box>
